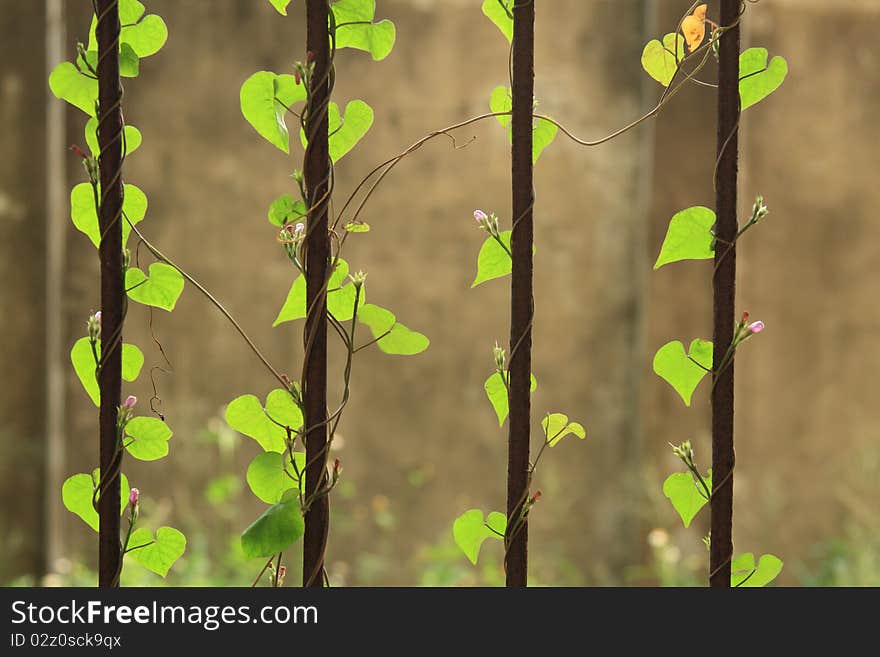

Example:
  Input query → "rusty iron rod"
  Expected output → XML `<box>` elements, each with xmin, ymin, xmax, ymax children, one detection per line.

<box><xmin>710</xmin><ymin>0</ymin><xmax>741</xmax><ymax>588</ymax></box>
<box><xmin>506</xmin><ymin>0</ymin><xmax>535</xmax><ymax>588</ymax></box>
<box><xmin>95</xmin><ymin>0</ymin><xmax>124</xmax><ymax>588</ymax></box>
<box><xmin>302</xmin><ymin>0</ymin><xmax>331</xmax><ymax>588</ymax></box>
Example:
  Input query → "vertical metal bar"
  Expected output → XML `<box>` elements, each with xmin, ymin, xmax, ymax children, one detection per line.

<box><xmin>710</xmin><ymin>0</ymin><xmax>741</xmax><ymax>588</ymax></box>
<box><xmin>95</xmin><ymin>0</ymin><xmax>124</xmax><ymax>588</ymax></box>
<box><xmin>44</xmin><ymin>0</ymin><xmax>66</xmax><ymax>577</ymax></box>
<box><xmin>303</xmin><ymin>0</ymin><xmax>331</xmax><ymax>588</ymax></box>
<box><xmin>506</xmin><ymin>0</ymin><xmax>535</xmax><ymax>588</ymax></box>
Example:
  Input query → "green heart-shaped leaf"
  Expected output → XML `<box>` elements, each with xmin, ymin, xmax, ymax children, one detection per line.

<box><xmin>49</xmin><ymin>62</ymin><xmax>98</xmax><ymax>116</ymax></box>
<box><xmin>267</xmin><ymin>194</ymin><xmax>307</xmax><ymax>227</ymax></box>
<box><xmin>61</xmin><ymin>470</ymin><xmax>130</xmax><ymax>532</ymax></box>
<box><xmin>274</xmin><ymin>259</ymin><xmax>349</xmax><ymax>326</ymax></box>
<box><xmin>125</xmin><ymin>416</ymin><xmax>172</xmax><ymax>461</ymax></box>
<box><xmin>654</xmin><ymin>206</ymin><xmax>716</xmax><ymax>269</ymax></box>
<box><xmin>731</xmin><ymin>552</ymin><xmax>784</xmax><ymax>587</ymax></box>
<box><xmin>301</xmin><ymin>100</ymin><xmax>374</xmax><ymax>163</ymax></box>
<box><xmin>473</xmin><ymin>231</ymin><xmax>512</xmax><ymax>287</ymax></box>
<box><xmin>663</xmin><ymin>470</ymin><xmax>711</xmax><ymax>528</ymax></box>
<box><xmin>126</xmin><ymin>262</ymin><xmax>184</xmax><ymax>311</ymax></box>
<box><xmin>85</xmin><ymin>118</ymin><xmax>142</xmax><ymax>158</ymax></box>
<box><xmin>653</xmin><ymin>339</ymin><xmax>713</xmax><ymax>406</ymax></box>
<box><xmin>241</xmin><ymin>71</ymin><xmax>307</xmax><ymax>153</ymax></box>
<box><xmin>70</xmin><ymin>182</ymin><xmax>147</xmax><ymax>248</ymax></box>
<box><xmin>332</xmin><ymin>0</ymin><xmax>396</xmax><ymax>61</ymax></box>
<box><xmin>241</xmin><ymin>490</ymin><xmax>305</xmax><ymax>558</ymax></box>
<box><xmin>226</xmin><ymin>393</ymin><xmax>291</xmax><ymax>454</ymax></box>
<box><xmin>481</xmin><ymin>0</ymin><xmax>513</xmax><ymax>43</ymax></box>
<box><xmin>542</xmin><ymin>412</ymin><xmax>587</xmax><ymax>446</ymax></box>
<box><xmin>70</xmin><ymin>337</ymin><xmax>144</xmax><ymax>406</ymax></box>
<box><xmin>488</xmin><ymin>86</ymin><xmax>557</xmax><ymax>163</ymax></box>
<box><xmin>246</xmin><ymin>451</ymin><xmax>305</xmax><ymax>504</ymax></box>
<box><xmin>641</xmin><ymin>33</ymin><xmax>685</xmax><ymax>87</ymax></box>
<box><xmin>356</xmin><ymin>303</ymin><xmax>428</xmax><ymax>355</ymax></box>
<box><xmin>87</xmin><ymin>1</ymin><xmax>168</xmax><ymax>59</ymax></box>
<box><xmin>484</xmin><ymin>371</ymin><xmax>537</xmax><ymax>426</ymax></box>
<box><xmin>452</xmin><ymin>509</ymin><xmax>506</xmax><ymax>565</ymax></box>
<box><xmin>127</xmin><ymin>526</ymin><xmax>186</xmax><ymax>577</ymax></box>
<box><xmin>268</xmin><ymin>0</ymin><xmax>293</xmax><ymax>15</ymax></box>
<box><xmin>79</xmin><ymin>44</ymin><xmax>139</xmax><ymax>79</ymax></box>
<box><xmin>740</xmin><ymin>48</ymin><xmax>788</xmax><ymax>111</ymax></box>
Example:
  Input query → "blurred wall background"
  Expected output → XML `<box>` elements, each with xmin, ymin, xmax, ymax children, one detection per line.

<box><xmin>1</xmin><ymin>0</ymin><xmax>878</xmax><ymax>586</ymax></box>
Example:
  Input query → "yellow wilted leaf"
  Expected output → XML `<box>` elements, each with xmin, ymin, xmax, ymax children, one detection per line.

<box><xmin>681</xmin><ymin>4</ymin><xmax>708</xmax><ymax>53</ymax></box>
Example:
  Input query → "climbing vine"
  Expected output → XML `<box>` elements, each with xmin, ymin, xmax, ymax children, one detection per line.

<box><xmin>49</xmin><ymin>0</ymin><xmax>186</xmax><ymax>582</ymax></box>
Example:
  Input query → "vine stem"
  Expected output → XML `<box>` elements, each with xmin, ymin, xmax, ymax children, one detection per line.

<box><xmin>95</xmin><ymin>0</ymin><xmax>124</xmax><ymax>589</ymax></box>
<box><xmin>710</xmin><ymin>0</ymin><xmax>741</xmax><ymax>588</ymax></box>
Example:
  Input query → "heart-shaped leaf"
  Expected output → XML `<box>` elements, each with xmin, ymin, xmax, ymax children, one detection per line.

<box><xmin>125</xmin><ymin>416</ymin><xmax>172</xmax><ymax>461</ymax></box>
<box><xmin>641</xmin><ymin>33</ymin><xmax>685</xmax><ymax>87</ymax></box>
<box><xmin>61</xmin><ymin>470</ymin><xmax>130</xmax><ymax>532</ymax></box>
<box><xmin>663</xmin><ymin>470</ymin><xmax>711</xmax><ymax>528</ymax></box>
<box><xmin>473</xmin><ymin>231</ymin><xmax>512</xmax><ymax>287</ymax></box>
<box><xmin>489</xmin><ymin>86</ymin><xmax>557</xmax><ymax>163</ymax></box>
<box><xmin>301</xmin><ymin>100</ymin><xmax>374</xmax><ymax>163</ymax></box>
<box><xmin>85</xmin><ymin>118</ymin><xmax>142</xmax><ymax>158</ymax></box>
<box><xmin>225</xmin><ymin>390</ymin><xmax>303</xmax><ymax>454</ymax></box>
<box><xmin>70</xmin><ymin>182</ymin><xmax>147</xmax><ymax>248</ymax></box>
<box><xmin>452</xmin><ymin>509</ymin><xmax>506</xmax><ymax>565</ymax></box>
<box><xmin>653</xmin><ymin>339</ymin><xmax>713</xmax><ymax>406</ymax></box>
<box><xmin>241</xmin><ymin>490</ymin><xmax>305</xmax><ymax>558</ymax></box>
<box><xmin>274</xmin><ymin>259</ymin><xmax>349</xmax><ymax>326</ymax></box>
<box><xmin>268</xmin><ymin>0</ymin><xmax>293</xmax><ymax>15</ymax></box>
<box><xmin>79</xmin><ymin>44</ymin><xmax>140</xmax><ymax>79</ymax></box>
<box><xmin>731</xmin><ymin>552</ymin><xmax>784</xmax><ymax>587</ymax></box>
<box><xmin>241</xmin><ymin>71</ymin><xmax>307</xmax><ymax>153</ymax></box>
<box><xmin>267</xmin><ymin>194</ymin><xmax>307</xmax><ymax>227</ymax></box>
<box><xmin>127</xmin><ymin>526</ymin><xmax>186</xmax><ymax>577</ymax></box>
<box><xmin>481</xmin><ymin>0</ymin><xmax>513</xmax><ymax>43</ymax></box>
<box><xmin>542</xmin><ymin>413</ymin><xmax>587</xmax><ymax>446</ymax></box>
<box><xmin>332</xmin><ymin>0</ymin><xmax>396</xmax><ymax>61</ymax></box>
<box><xmin>484</xmin><ymin>371</ymin><xmax>537</xmax><ymax>426</ymax></box>
<box><xmin>125</xmin><ymin>262</ymin><xmax>184</xmax><ymax>311</ymax></box>
<box><xmin>740</xmin><ymin>48</ymin><xmax>788</xmax><ymax>111</ymax></box>
<box><xmin>49</xmin><ymin>62</ymin><xmax>98</xmax><ymax>116</ymax></box>
<box><xmin>246</xmin><ymin>451</ymin><xmax>305</xmax><ymax>504</ymax></box>
<box><xmin>70</xmin><ymin>337</ymin><xmax>144</xmax><ymax>406</ymax></box>
<box><xmin>356</xmin><ymin>303</ymin><xmax>429</xmax><ymax>355</ymax></box>
<box><xmin>87</xmin><ymin>1</ymin><xmax>168</xmax><ymax>59</ymax></box>
<box><xmin>654</xmin><ymin>206</ymin><xmax>716</xmax><ymax>269</ymax></box>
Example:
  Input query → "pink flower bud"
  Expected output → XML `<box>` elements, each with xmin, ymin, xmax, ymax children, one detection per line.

<box><xmin>122</xmin><ymin>395</ymin><xmax>137</xmax><ymax>410</ymax></box>
<box><xmin>94</xmin><ymin>311</ymin><xmax>101</xmax><ymax>324</ymax></box>
<box><xmin>293</xmin><ymin>69</ymin><xmax>302</xmax><ymax>85</ymax></box>
<box><xmin>741</xmin><ymin>311</ymin><xmax>750</xmax><ymax>324</ymax></box>
<box><xmin>474</xmin><ymin>210</ymin><xmax>488</xmax><ymax>225</ymax></box>
<box><xmin>70</xmin><ymin>144</ymin><xmax>89</xmax><ymax>160</ymax></box>
<box><xmin>532</xmin><ymin>490</ymin><xmax>542</xmax><ymax>503</ymax></box>
<box><xmin>129</xmin><ymin>488</ymin><xmax>139</xmax><ymax>507</ymax></box>
<box><xmin>747</xmin><ymin>321</ymin><xmax>765</xmax><ymax>334</ymax></box>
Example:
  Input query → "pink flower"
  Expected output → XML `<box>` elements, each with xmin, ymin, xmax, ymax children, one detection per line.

<box><xmin>129</xmin><ymin>488</ymin><xmax>139</xmax><ymax>507</ymax></box>
<box><xmin>94</xmin><ymin>311</ymin><xmax>101</xmax><ymax>324</ymax></box>
<box><xmin>747</xmin><ymin>321</ymin><xmax>765</xmax><ymax>334</ymax></box>
<box><xmin>473</xmin><ymin>210</ymin><xmax>488</xmax><ymax>225</ymax></box>
<box><xmin>122</xmin><ymin>395</ymin><xmax>137</xmax><ymax>410</ymax></box>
